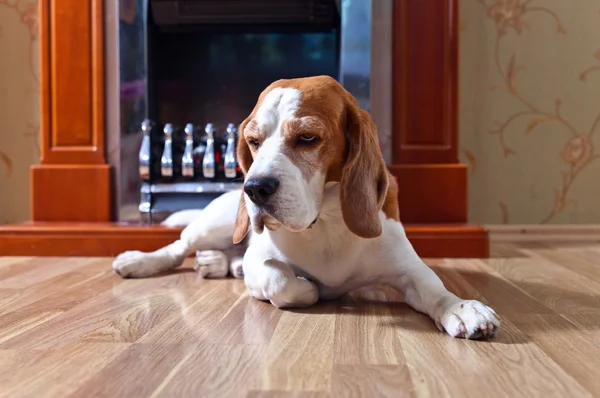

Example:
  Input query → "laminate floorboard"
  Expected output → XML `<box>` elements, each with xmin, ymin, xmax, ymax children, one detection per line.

<box><xmin>0</xmin><ymin>241</ymin><xmax>599</xmax><ymax>397</ymax></box>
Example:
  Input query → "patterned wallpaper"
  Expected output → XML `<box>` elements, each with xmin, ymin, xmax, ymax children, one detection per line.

<box><xmin>460</xmin><ymin>0</ymin><xmax>600</xmax><ymax>224</ymax></box>
<box><xmin>0</xmin><ymin>0</ymin><xmax>38</xmax><ymax>224</ymax></box>
<box><xmin>0</xmin><ymin>0</ymin><xmax>599</xmax><ymax>225</ymax></box>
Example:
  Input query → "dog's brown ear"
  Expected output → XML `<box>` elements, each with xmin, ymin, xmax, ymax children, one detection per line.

<box><xmin>233</xmin><ymin>193</ymin><xmax>250</xmax><ymax>244</ymax></box>
<box><xmin>236</xmin><ymin>118</ymin><xmax>253</xmax><ymax>174</ymax></box>
<box><xmin>233</xmin><ymin>118</ymin><xmax>253</xmax><ymax>244</ymax></box>
<box><xmin>339</xmin><ymin>95</ymin><xmax>389</xmax><ymax>239</ymax></box>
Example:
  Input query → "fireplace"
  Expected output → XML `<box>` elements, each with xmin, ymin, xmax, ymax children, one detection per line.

<box><xmin>0</xmin><ymin>0</ymin><xmax>488</xmax><ymax>259</ymax></box>
<box><xmin>108</xmin><ymin>0</ymin><xmax>393</xmax><ymax>224</ymax></box>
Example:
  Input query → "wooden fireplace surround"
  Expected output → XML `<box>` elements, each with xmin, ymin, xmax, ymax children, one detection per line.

<box><xmin>0</xmin><ymin>0</ymin><xmax>489</xmax><ymax>258</ymax></box>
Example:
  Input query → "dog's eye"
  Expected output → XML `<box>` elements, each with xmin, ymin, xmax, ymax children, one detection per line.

<box><xmin>297</xmin><ymin>134</ymin><xmax>318</xmax><ymax>146</ymax></box>
<box><xmin>248</xmin><ymin>139</ymin><xmax>260</xmax><ymax>149</ymax></box>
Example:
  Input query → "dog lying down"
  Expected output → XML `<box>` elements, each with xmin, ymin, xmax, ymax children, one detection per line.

<box><xmin>112</xmin><ymin>76</ymin><xmax>499</xmax><ymax>340</ymax></box>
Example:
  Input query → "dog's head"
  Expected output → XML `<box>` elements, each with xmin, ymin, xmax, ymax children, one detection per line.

<box><xmin>232</xmin><ymin>75</ymin><xmax>397</xmax><ymax>244</ymax></box>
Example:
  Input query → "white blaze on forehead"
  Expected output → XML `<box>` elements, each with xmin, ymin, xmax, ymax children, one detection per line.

<box><xmin>254</xmin><ymin>87</ymin><xmax>302</xmax><ymax>137</ymax></box>
<box><xmin>244</xmin><ymin>86</ymin><xmax>324</xmax><ymax>231</ymax></box>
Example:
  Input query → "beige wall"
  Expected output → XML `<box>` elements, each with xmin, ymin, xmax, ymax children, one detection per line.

<box><xmin>460</xmin><ymin>0</ymin><xmax>600</xmax><ymax>224</ymax></box>
<box><xmin>0</xmin><ymin>0</ymin><xmax>39</xmax><ymax>224</ymax></box>
<box><xmin>1</xmin><ymin>0</ymin><xmax>599</xmax><ymax>225</ymax></box>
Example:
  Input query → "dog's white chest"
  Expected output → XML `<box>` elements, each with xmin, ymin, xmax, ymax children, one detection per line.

<box><xmin>257</xmin><ymin>199</ymin><xmax>370</xmax><ymax>289</ymax></box>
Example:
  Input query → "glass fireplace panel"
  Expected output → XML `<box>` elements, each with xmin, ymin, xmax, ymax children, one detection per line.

<box><xmin>152</xmin><ymin>31</ymin><xmax>339</xmax><ymax>129</ymax></box>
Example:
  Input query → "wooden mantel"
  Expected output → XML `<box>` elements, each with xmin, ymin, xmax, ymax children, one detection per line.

<box><xmin>0</xmin><ymin>0</ymin><xmax>489</xmax><ymax>258</ymax></box>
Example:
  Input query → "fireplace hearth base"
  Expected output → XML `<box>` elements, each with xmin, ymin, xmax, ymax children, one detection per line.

<box><xmin>0</xmin><ymin>223</ymin><xmax>489</xmax><ymax>259</ymax></box>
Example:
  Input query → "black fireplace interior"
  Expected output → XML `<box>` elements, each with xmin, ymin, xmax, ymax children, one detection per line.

<box><xmin>146</xmin><ymin>0</ymin><xmax>341</xmax><ymax>184</ymax></box>
<box><xmin>123</xmin><ymin>0</ymin><xmax>343</xmax><ymax>223</ymax></box>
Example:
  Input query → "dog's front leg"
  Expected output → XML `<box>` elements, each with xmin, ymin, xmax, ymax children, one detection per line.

<box><xmin>243</xmin><ymin>247</ymin><xmax>319</xmax><ymax>309</ymax></box>
<box><xmin>112</xmin><ymin>190</ymin><xmax>241</xmax><ymax>278</ymax></box>
<box><xmin>384</xmin><ymin>234</ymin><xmax>500</xmax><ymax>339</ymax></box>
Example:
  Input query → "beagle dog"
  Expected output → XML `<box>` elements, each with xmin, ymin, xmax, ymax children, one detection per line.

<box><xmin>112</xmin><ymin>76</ymin><xmax>500</xmax><ymax>339</ymax></box>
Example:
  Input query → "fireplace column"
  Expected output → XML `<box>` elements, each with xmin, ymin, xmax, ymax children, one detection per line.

<box><xmin>389</xmin><ymin>0</ymin><xmax>467</xmax><ymax>224</ymax></box>
<box><xmin>31</xmin><ymin>0</ymin><xmax>112</xmax><ymax>222</ymax></box>
<box><xmin>386</xmin><ymin>0</ymin><xmax>488</xmax><ymax>257</ymax></box>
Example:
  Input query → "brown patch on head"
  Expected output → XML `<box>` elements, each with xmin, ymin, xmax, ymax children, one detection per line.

<box><xmin>279</xmin><ymin>76</ymin><xmax>348</xmax><ymax>183</ymax></box>
<box><xmin>238</xmin><ymin>76</ymin><xmax>347</xmax><ymax>183</ymax></box>
<box><xmin>278</xmin><ymin>116</ymin><xmax>339</xmax><ymax>182</ymax></box>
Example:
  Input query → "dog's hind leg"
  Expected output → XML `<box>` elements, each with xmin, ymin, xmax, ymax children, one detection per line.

<box><xmin>112</xmin><ymin>189</ymin><xmax>243</xmax><ymax>278</ymax></box>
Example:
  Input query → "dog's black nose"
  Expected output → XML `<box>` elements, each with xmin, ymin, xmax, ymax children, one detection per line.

<box><xmin>244</xmin><ymin>177</ymin><xmax>280</xmax><ymax>206</ymax></box>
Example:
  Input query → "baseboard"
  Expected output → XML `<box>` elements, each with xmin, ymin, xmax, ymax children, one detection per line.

<box><xmin>487</xmin><ymin>224</ymin><xmax>600</xmax><ymax>241</ymax></box>
<box><xmin>0</xmin><ymin>222</ymin><xmax>489</xmax><ymax>258</ymax></box>
<box><xmin>406</xmin><ymin>224</ymin><xmax>489</xmax><ymax>258</ymax></box>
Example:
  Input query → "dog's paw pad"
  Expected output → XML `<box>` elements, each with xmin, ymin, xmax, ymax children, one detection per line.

<box><xmin>439</xmin><ymin>300</ymin><xmax>500</xmax><ymax>340</ymax></box>
<box><xmin>194</xmin><ymin>250</ymin><xmax>229</xmax><ymax>279</ymax></box>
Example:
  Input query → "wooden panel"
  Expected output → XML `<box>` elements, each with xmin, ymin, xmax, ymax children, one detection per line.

<box><xmin>408</xmin><ymin>224</ymin><xmax>489</xmax><ymax>258</ymax></box>
<box><xmin>392</xmin><ymin>0</ymin><xmax>459</xmax><ymax>164</ymax></box>
<box><xmin>33</xmin><ymin>0</ymin><xmax>112</xmax><ymax>222</ymax></box>
<box><xmin>389</xmin><ymin>164</ymin><xmax>467</xmax><ymax>223</ymax></box>
<box><xmin>40</xmin><ymin>0</ymin><xmax>105</xmax><ymax>164</ymax></box>
<box><xmin>0</xmin><ymin>223</ymin><xmax>180</xmax><ymax>257</ymax></box>
<box><xmin>31</xmin><ymin>166</ymin><xmax>112</xmax><ymax>222</ymax></box>
<box><xmin>0</xmin><ymin>222</ymin><xmax>488</xmax><ymax>258</ymax></box>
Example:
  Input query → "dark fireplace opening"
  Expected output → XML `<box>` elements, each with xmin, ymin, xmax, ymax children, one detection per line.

<box><xmin>114</xmin><ymin>0</ymin><xmax>376</xmax><ymax>224</ymax></box>
<box><xmin>147</xmin><ymin>0</ymin><xmax>341</xmax><ymax>130</ymax></box>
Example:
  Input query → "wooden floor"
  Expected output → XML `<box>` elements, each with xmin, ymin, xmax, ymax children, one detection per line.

<box><xmin>0</xmin><ymin>241</ymin><xmax>599</xmax><ymax>397</ymax></box>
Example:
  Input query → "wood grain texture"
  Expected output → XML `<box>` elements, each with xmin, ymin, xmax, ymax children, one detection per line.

<box><xmin>392</xmin><ymin>0</ymin><xmax>459</xmax><ymax>164</ymax></box>
<box><xmin>0</xmin><ymin>241</ymin><xmax>599</xmax><ymax>397</ymax></box>
<box><xmin>0</xmin><ymin>222</ymin><xmax>488</xmax><ymax>258</ymax></box>
<box><xmin>390</xmin><ymin>164</ymin><xmax>467</xmax><ymax>223</ymax></box>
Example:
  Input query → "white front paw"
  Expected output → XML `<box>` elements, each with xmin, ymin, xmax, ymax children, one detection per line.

<box><xmin>112</xmin><ymin>251</ymin><xmax>150</xmax><ymax>278</ymax></box>
<box><xmin>194</xmin><ymin>250</ymin><xmax>229</xmax><ymax>279</ymax></box>
<box><xmin>437</xmin><ymin>300</ymin><xmax>500</xmax><ymax>340</ymax></box>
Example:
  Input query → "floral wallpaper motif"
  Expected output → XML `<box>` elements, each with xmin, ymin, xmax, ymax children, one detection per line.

<box><xmin>460</xmin><ymin>0</ymin><xmax>600</xmax><ymax>224</ymax></box>
<box><xmin>0</xmin><ymin>0</ymin><xmax>39</xmax><ymax>224</ymax></box>
<box><xmin>1</xmin><ymin>0</ymin><xmax>599</xmax><ymax>225</ymax></box>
